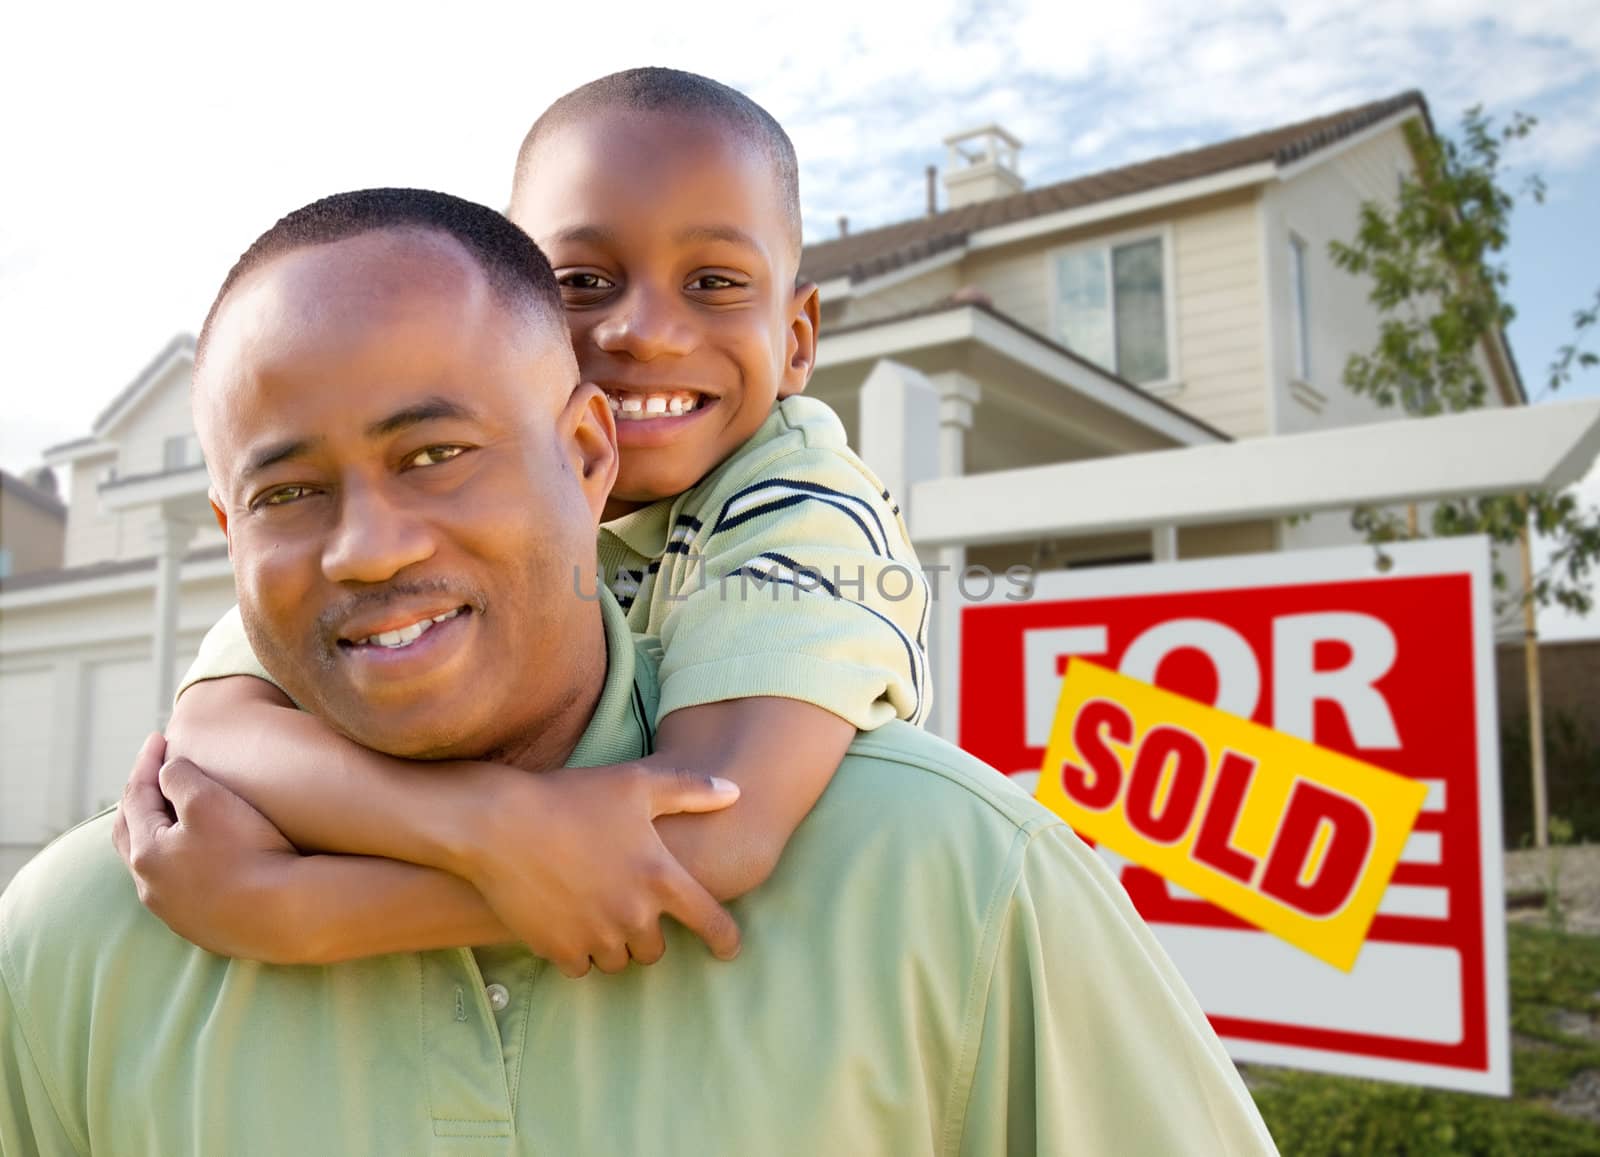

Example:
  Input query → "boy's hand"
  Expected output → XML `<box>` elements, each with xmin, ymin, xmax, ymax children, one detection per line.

<box><xmin>113</xmin><ymin>733</ymin><xmax>310</xmax><ymax>964</ymax></box>
<box><xmin>453</xmin><ymin>762</ymin><xmax>743</xmax><ymax>978</ymax></box>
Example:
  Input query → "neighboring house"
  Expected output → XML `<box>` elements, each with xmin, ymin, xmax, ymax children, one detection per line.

<box><xmin>0</xmin><ymin>89</ymin><xmax>1527</xmax><ymax>886</ymax></box>
<box><xmin>0</xmin><ymin>336</ymin><xmax>236</xmax><ymax>882</ymax></box>
<box><xmin>0</xmin><ymin>469</ymin><xmax>66</xmax><ymax>580</ymax></box>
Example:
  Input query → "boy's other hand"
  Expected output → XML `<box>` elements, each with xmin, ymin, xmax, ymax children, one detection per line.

<box><xmin>113</xmin><ymin>732</ymin><xmax>310</xmax><ymax>964</ymax></box>
<box><xmin>452</xmin><ymin>761</ymin><xmax>743</xmax><ymax>977</ymax></box>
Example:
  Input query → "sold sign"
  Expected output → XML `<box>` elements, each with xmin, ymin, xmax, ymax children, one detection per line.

<box><xmin>1037</xmin><ymin>660</ymin><xmax>1428</xmax><ymax>971</ymax></box>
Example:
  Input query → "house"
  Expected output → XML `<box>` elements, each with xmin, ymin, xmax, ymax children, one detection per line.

<box><xmin>0</xmin><ymin>469</ymin><xmax>66</xmax><ymax>580</ymax></box>
<box><xmin>0</xmin><ymin>89</ymin><xmax>1527</xmax><ymax>885</ymax></box>
<box><xmin>799</xmin><ymin>89</ymin><xmax>1520</xmax><ymax>577</ymax></box>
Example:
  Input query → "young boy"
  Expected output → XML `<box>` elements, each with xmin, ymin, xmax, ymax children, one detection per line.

<box><xmin>125</xmin><ymin>69</ymin><xmax>930</xmax><ymax>976</ymax></box>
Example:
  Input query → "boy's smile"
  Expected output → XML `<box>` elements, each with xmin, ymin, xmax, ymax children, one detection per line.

<box><xmin>511</xmin><ymin>107</ymin><xmax>818</xmax><ymax>520</ymax></box>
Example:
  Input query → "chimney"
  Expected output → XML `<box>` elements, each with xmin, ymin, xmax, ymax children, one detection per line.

<box><xmin>941</xmin><ymin>125</ymin><xmax>1024</xmax><ymax>209</ymax></box>
<box><xmin>926</xmin><ymin>165</ymin><xmax>938</xmax><ymax>216</ymax></box>
<box><xmin>837</xmin><ymin>215</ymin><xmax>849</xmax><ymax>238</ymax></box>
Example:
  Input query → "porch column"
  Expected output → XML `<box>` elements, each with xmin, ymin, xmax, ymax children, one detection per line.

<box><xmin>926</xmin><ymin>372</ymin><xmax>982</xmax><ymax>745</ymax></box>
<box><xmin>150</xmin><ymin>514</ymin><xmax>197</xmax><ymax>730</ymax></box>
<box><xmin>1151</xmin><ymin>523</ymin><xmax>1179</xmax><ymax>562</ymax></box>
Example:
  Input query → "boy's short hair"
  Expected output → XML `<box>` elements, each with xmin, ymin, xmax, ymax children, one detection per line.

<box><xmin>197</xmin><ymin>187</ymin><xmax>563</xmax><ymax>367</ymax></box>
<box><xmin>513</xmin><ymin>68</ymin><xmax>802</xmax><ymax>259</ymax></box>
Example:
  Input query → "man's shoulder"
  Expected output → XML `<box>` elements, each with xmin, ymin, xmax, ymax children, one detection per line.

<box><xmin>0</xmin><ymin>812</ymin><xmax>158</xmax><ymax>991</ymax></box>
<box><xmin>834</xmin><ymin>722</ymin><xmax>1066</xmax><ymax>848</ymax></box>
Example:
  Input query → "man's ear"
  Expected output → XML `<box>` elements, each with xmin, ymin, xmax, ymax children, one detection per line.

<box><xmin>561</xmin><ymin>382</ymin><xmax>619</xmax><ymax>522</ymax></box>
<box><xmin>209</xmin><ymin>489</ymin><xmax>232</xmax><ymax>555</ymax></box>
<box><xmin>778</xmin><ymin>280</ymin><xmax>820</xmax><ymax>399</ymax></box>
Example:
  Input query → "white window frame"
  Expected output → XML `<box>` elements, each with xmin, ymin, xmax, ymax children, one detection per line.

<box><xmin>1047</xmin><ymin>223</ymin><xmax>1180</xmax><ymax>393</ymax></box>
<box><xmin>1289</xmin><ymin>231</ymin><xmax>1312</xmax><ymax>385</ymax></box>
<box><xmin>162</xmin><ymin>433</ymin><xmax>204</xmax><ymax>472</ymax></box>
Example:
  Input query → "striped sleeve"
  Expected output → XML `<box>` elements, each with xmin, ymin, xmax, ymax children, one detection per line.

<box><xmin>654</xmin><ymin>445</ymin><xmax>930</xmax><ymax>731</ymax></box>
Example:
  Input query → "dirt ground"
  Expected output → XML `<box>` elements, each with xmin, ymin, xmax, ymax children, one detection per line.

<box><xmin>1503</xmin><ymin>842</ymin><xmax>1600</xmax><ymax>934</ymax></box>
<box><xmin>1501</xmin><ymin>843</ymin><xmax>1600</xmax><ymax>1129</ymax></box>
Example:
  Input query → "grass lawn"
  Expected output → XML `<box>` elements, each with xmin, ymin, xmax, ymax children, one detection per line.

<box><xmin>1246</xmin><ymin>925</ymin><xmax>1600</xmax><ymax>1155</ymax></box>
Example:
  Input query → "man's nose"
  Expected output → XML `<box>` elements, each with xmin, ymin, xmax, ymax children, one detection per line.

<box><xmin>589</xmin><ymin>285</ymin><xmax>697</xmax><ymax>361</ymax></box>
<box><xmin>321</xmin><ymin>480</ymin><xmax>436</xmax><ymax>585</ymax></box>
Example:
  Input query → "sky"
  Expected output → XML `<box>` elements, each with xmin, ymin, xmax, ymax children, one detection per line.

<box><xmin>3</xmin><ymin>0</ymin><xmax>1597</xmax><ymax>627</ymax></box>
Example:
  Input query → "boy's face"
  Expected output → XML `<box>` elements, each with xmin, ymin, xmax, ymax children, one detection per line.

<box><xmin>511</xmin><ymin>108</ymin><xmax>818</xmax><ymax>516</ymax></box>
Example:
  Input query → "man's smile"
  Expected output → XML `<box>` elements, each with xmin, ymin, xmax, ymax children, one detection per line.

<box><xmin>341</xmin><ymin>605</ymin><xmax>470</xmax><ymax>650</ymax></box>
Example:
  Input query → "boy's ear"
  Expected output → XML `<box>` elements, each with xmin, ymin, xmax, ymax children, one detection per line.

<box><xmin>778</xmin><ymin>280</ymin><xmax>821</xmax><ymax>399</ymax></box>
<box><xmin>561</xmin><ymin>382</ymin><xmax>620</xmax><ymax>522</ymax></box>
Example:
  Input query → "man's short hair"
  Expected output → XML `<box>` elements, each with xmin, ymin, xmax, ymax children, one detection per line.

<box><xmin>513</xmin><ymin>68</ymin><xmax>802</xmax><ymax>258</ymax></box>
<box><xmin>196</xmin><ymin>187</ymin><xmax>563</xmax><ymax>368</ymax></box>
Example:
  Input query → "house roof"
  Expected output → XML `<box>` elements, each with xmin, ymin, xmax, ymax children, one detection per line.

<box><xmin>0</xmin><ymin>542</ymin><xmax>230</xmax><ymax>594</ymax></box>
<box><xmin>823</xmin><ymin>295</ymin><xmax>1231</xmax><ymax>443</ymax></box>
<box><xmin>90</xmin><ymin>332</ymin><xmax>195</xmax><ymax>435</ymax></box>
<box><xmin>801</xmin><ymin>90</ymin><xmax>1429</xmax><ymax>285</ymax></box>
<box><xmin>0</xmin><ymin>470</ymin><xmax>67</xmax><ymax>521</ymax></box>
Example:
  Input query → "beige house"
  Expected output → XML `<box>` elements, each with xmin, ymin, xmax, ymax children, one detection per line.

<box><xmin>0</xmin><ymin>470</ymin><xmax>66</xmax><ymax>580</ymax></box>
<box><xmin>800</xmin><ymin>90</ymin><xmax>1522</xmax><ymax>574</ymax></box>
<box><xmin>0</xmin><ymin>89</ymin><xmax>1529</xmax><ymax>884</ymax></box>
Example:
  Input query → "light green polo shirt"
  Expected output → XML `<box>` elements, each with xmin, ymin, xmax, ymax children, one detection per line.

<box><xmin>180</xmin><ymin>396</ymin><xmax>930</xmax><ymax>732</ymax></box>
<box><xmin>1</xmin><ymin>593</ymin><xmax>1277</xmax><ymax>1156</ymax></box>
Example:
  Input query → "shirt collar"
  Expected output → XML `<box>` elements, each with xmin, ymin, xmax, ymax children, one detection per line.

<box><xmin>566</xmin><ymin>586</ymin><xmax>656</xmax><ymax>768</ymax></box>
<box><xmin>600</xmin><ymin>499</ymin><xmax>675</xmax><ymax>562</ymax></box>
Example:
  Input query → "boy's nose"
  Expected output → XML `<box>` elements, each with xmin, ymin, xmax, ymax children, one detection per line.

<box><xmin>590</xmin><ymin>290</ymin><xmax>697</xmax><ymax>361</ymax></box>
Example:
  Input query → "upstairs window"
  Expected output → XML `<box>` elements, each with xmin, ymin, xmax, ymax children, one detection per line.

<box><xmin>1054</xmin><ymin>234</ymin><xmax>1172</xmax><ymax>384</ymax></box>
<box><xmin>163</xmin><ymin>433</ymin><xmax>204</xmax><ymax>472</ymax></box>
<box><xmin>1289</xmin><ymin>233</ymin><xmax>1311</xmax><ymax>382</ymax></box>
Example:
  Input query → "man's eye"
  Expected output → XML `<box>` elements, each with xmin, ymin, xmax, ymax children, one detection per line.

<box><xmin>405</xmin><ymin>445</ymin><xmax>467</xmax><ymax>469</ymax></box>
<box><xmin>260</xmin><ymin>485</ymin><xmax>316</xmax><ymax>507</ymax></box>
<box><xmin>689</xmin><ymin>274</ymin><xmax>743</xmax><ymax>291</ymax></box>
<box><xmin>557</xmin><ymin>272</ymin><xmax>615</xmax><ymax>292</ymax></box>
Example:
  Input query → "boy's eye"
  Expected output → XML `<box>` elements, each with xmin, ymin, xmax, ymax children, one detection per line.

<box><xmin>688</xmin><ymin>274</ymin><xmax>744</xmax><ymax>291</ymax></box>
<box><xmin>557</xmin><ymin>271</ymin><xmax>615</xmax><ymax>292</ymax></box>
<box><xmin>405</xmin><ymin>445</ymin><xmax>468</xmax><ymax>469</ymax></box>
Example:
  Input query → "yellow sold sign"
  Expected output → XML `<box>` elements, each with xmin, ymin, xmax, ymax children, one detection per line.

<box><xmin>1036</xmin><ymin>661</ymin><xmax>1428</xmax><ymax>971</ymax></box>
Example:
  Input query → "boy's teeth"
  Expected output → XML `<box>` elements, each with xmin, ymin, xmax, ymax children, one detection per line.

<box><xmin>609</xmin><ymin>391</ymin><xmax>703</xmax><ymax>421</ymax></box>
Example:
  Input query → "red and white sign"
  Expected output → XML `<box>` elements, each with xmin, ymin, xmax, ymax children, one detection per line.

<box><xmin>959</xmin><ymin>538</ymin><xmax>1509</xmax><ymax>1094</ymax></box>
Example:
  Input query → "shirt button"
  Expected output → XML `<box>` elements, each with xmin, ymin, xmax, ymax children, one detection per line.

<box><xmin>485</xmin><ymin>983</ymin><xmax>510</xmax><ymax>1012</ymax></box>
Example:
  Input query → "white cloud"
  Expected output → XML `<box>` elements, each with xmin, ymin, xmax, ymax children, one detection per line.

<box><xmin>1</xmin><ymin>0</ymin><xmax>1597</xmax><ymax>471</ymax></box>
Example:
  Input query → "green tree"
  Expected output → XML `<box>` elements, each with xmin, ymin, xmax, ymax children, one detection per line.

<box><xmin>1329</xmin><ymin>107</ymin><xmax>1600</xmax><ymax>620</ymax></box>
<box><xmin>1330</xmin><ymin>106</ymin><xmax>1600</xmax><ymax>850</ymax></box>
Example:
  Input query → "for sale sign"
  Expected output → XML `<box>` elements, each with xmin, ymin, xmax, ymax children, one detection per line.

<box><xmin>959</xmin><ymin>538</ymin><xmax>1509</xmax><ymax>1094</ymax></box>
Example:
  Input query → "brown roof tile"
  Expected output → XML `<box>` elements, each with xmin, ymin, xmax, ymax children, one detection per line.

<box><xmin>801</xmin><ymin>91</ymin><xmax>1428</xmax><ymax>284</ymax></box>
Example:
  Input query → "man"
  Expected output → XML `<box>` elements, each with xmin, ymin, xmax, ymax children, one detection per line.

<box><xmin>0</xmin><ymin>188</ymin><xmax>1278</xmax><ymax>1155</ymax></box>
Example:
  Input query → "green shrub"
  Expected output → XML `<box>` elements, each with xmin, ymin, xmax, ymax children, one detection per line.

<box><xmin>1500</xmin><ymin>709</ymin><xmax>1600</xmax><ymax>847</ymax></box>
<box><xmin>1249</xmin><ymin>926</ymin><xmax>1600</xmax><ymax>1154</ymax></box>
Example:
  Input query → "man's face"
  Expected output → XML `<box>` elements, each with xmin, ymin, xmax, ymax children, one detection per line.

<box><xmin>511</xmin><ymin>109</ymin><xmax>818</xmax><ymax>516</ymax></box>
<box><xmin>197</xmin><ymin>229</ymin><xmax>617</xmax><ymax>758</ymax></box>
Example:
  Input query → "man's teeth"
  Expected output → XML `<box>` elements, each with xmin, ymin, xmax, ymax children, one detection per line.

<box><xmin>357</xmin><ymin>608</ymin><xmax>462</xmax><ymax>649</ymax></box>
<box><xmin>607</xmin><ymin>391</ymin><xmax>703</xmax><ymax>421</ymax></box>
